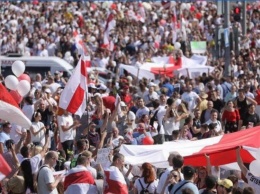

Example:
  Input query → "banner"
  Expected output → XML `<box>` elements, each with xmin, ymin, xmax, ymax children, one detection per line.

<box><xmin>96</xmin><ymin>148</ymin><xmax>111</xmax><ymax>168</ymax></box>
<box><xmin>190</xmin><ymin>41</ymin><xmax>207</xmax><ymax>54</ymax></box>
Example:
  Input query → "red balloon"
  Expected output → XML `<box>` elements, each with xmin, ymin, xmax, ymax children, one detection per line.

<box><xmin>142</xmin><ymin>136</ymin><xmax>154</xmax><ymax>145</ymax></box>
<box><xmin>18</xmin><ymin>74</ymin><xmax>31</xmax><ymax>83</ymax></box>
<box><xmin>10</xmin><ymin>90</ymin><xmax>23</xmax><ymax>104</ymax></box>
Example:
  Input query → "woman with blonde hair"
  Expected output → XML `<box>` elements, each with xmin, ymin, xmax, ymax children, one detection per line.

<box><xmin>134</xmin><ymin>162</ymin><xmax>158</xmax><ymax>194</ymax></box>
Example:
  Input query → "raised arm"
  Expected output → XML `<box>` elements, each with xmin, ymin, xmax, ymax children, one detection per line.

<box><xmin>236</xmin><ymin>147</ymin><xmax>248</xmax><ymax>176</ymax></box>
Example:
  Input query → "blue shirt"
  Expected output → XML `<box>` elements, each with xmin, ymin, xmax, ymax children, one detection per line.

<box><xmin>170</xmin><ymin>180</ymin><xmax>199</xmax><ymax>194</ymax></box>
<box><xmin>163</xmin><ymin>83</ymin><xmax>174</xmax><ymax>97</ymax></box>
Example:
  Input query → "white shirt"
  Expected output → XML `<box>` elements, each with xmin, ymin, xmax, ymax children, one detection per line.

<box><xmin>181</xmin><ymin>91</ymin><xmax>200</xmax><ymax>112</ymax></box>
<box><xmin>157</xmin><ymin>167</ymin><xmax>172</xmax><ymax>194</ymax></box>
<box><xmin>246</xmin><ymin>171</ymin><xmax>260</xmax><ymax>194</ymax></box>
<box><xmin>22</xmin><ymin>104</ymin><xmax>34</xmax><ymax>120</ymax></box>
<box><xmin>136</xmin><ymin>107</ymin><xmax>150</xmax><ymax>120</ymax></box>
<box><xmin>134</xmin><ymin>177</ymin><xmax>158</xmax><ymax>194</ymax></box>
<box><xmin>143</xmin><ymin>91</ymin><xmax>159</xmax><ymax>105</ymax></box>
<box><xmin>205</xmin><ymin>119</ymin><xmax>222</xmax><ymax>132</ymax></box>
<box><xmin>37</xmin><ymin>166</ymin><xmax>58</xmax><ymax>194</ymax></box>
<box><xmin>58</xmin><ymin>115</ymin><xmax>75</xmax><ymax>143</ymax></box>
<box><xmin>31</xmin><ymin>121</ymin><xmax>45</xmax><ymax>146</ymax></box>
<box><xmin>10</xmin><ymin>124</ymin><xmax>26</xmax><ymax>144</ymax></box>
<box><xmin>111</xmin><ymin>136</ymin><xmax>124</xmax><ymax>148</ymax></box>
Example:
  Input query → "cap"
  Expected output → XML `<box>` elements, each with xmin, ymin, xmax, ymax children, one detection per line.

<box><xmin>33</xmin><ymin>82</ymin><xmax>42</xmax><ymax>90</ymax></box>
<box><xmin>98</xmin><ymin>84</ymin><xmax>107</xmax><ymax>91</ymax></box>
<box><xmin>45</xmin><ymin>88</ymin><xmax>51</xmax><ymax>94</ymax></box>
<box><xmin>94</xmin><ymin>93</ymin><xmax>101</xmax><ymax>97</ymax></box>
<box><xmin>54</xmin><ymin>71</ymin><xmax>60</xmax><ymax>75</ymax></box>
<box><xmin>218</xmin><ymin>179</ymin><xmax>233</xmax><ymax>189</ymax></box>
<box><xmin>183</xmin><ymin>166</ymin><xmax>195</xmax><ymax>177</ymax></box>
<box><xmin>200</xmin><ymin>92</ymin><xmax>208</xmax><ymax>99</ymax></box>
<box><xmin>120</xmin><ymin>101</ymin><xmax>127</xmax><ymax>107</ymax></box>
<box><xmin>88</xmin><ymin>83</ymin><xmax>96</xmax><ymax>89</ymax></box>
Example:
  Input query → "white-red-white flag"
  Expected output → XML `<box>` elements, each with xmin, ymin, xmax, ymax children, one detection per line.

<box><xmin>64</xmin><ymin>166</ymin><xmax>97</xmax><ymax>194</ymax></box>
<box><xmin>103</xmin><ymin>12</ymin><xmax>116</xmax><ymax>49</ymax></box>
<box><xmin>104</xmin><ymin>166</ymin><xmax>128</xmax><ymax>194</ymax></box>
<box><xmin>0</xmin><ymin>154</ymin><xmax>12</xmax><ymax>181</ymax></box>
<box><xmin>73</xmin><ymin>30</ymin><xmax>88</xmax><ymax>56</ymax></box>
<box><xmin>0</xmin><ymin>83</ymin><xmax>32</xmax><ymax>128</ymax></box>
<box><xmin>59</xmin><ymin>56</ymin><xmax>88</xmax><ymax>117</ymax></box>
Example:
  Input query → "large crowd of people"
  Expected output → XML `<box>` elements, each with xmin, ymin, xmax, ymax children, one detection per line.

<box><xmin>0</xmin><ymin>1</ymin><xmax>260</xmax><ymax>194</ymax></box>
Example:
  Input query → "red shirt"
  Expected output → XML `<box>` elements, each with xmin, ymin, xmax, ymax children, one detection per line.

<box><xmin>222</xmin><ymin>109</ymin><xmax>240</xmax><ymax>122</ymax></box>
<box><xmin>255</xmin><ymin>90</ymin><xmax>260</xmax><ymax>105</ymax></box>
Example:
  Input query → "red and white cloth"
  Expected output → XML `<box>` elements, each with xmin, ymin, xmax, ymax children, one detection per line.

<box><xmin>103</xmin><ymin>12</ymin><xmax>116</xmax><ymax>50</ymax></box>
<box><xmin>64</xmin><ymin>165</ymin><xmax>97</xmax><ymax>194</ymax></box>
<box><xmin>0</xmin><ymin>154</ymin><xmax>12</xmax><ymax>181</ymax></box>
<box><xmin>0</xmin><ymin>83</ymin><xmax>31</xmax><ymax>128</ymax></box>
<box><xmin>73</xmin><ymin>30</ymin><xmax>88</xmax><ymax>56</ymax></box>
<box><xmin>59</xmin><ymin>56</ymin><xmax>88</xmax><ymax>117</ymax></box>
<box><xmin>120</xmin><ymin>127</ymin><xmax>260</xmax><ymax>168</ymax></box>
<box><xmin>104</xmin><ymin>166</ymin><xmax>128</xmax><ymax>194</ymax></box>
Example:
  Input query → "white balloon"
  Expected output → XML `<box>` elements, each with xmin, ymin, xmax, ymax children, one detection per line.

<box><xmin>171</xmin><ymin>1</ymin><xmax>177</xmax><ymax>7</ymax></box>
<box><xmin>181</xmin><ymin>3</ymin><xmax>187</xmax><ymax>10</ymax></box>
<box><xmin>174</xmin><ymin>42</ymin><xmax>181</xmax><ymax>50</ymax></box>
<box><xmin>4</xmin><ymin>75</ymin><xmax>19</xmax><ymax>90</ymax></box>
<box><xmin>17</xmin><ymin>80</ymin><xmax>31</xmax><ymax>97</ymax></box>
<box><xmin>186</xmin><ymin>3</ymin><xmax>191</xmax><ymax>10</ymax></box>
<box><xmin>12</xmin><ymin>60</ymin><xmax>25</xmax><ymax>77</ymax></box>
<box><xmin>249</xmin><ymin>160</ymin><xmax>260</xmax><ymax>177</ymax></box>
<box><xmin>49</xmin><ymin>83</ymin><xmax>61</xmax><ymax>94</ymax></box>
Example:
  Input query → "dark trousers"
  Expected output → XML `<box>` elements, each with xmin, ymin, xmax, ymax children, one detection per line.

<box><xmin>62</xmin><ymin>140</ymin><xmax>74</xmax><ymax>160</ymax></box>
<box><xmin>153</xmin><ymin>134</ymin><xmax>165</xmax><ymax>144</ymax></box>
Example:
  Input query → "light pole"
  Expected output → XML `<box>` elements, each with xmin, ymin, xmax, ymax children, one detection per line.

<box><xmin>224</xmin><ymin>1</ymin><xmax>230</xmax><ymax>77</ymax></box>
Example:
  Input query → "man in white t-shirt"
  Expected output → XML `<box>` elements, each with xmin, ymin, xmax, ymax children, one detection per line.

<box><xmin>205</xmin><ymin>109</ymin><xmax>223</xmax><ymax>135</ymax></box>
<box><xmin>181</xmin><ymin>84</ymin><xmax>201</xmax><ymax>112</ymax></box>
<box><xmin>58</xmin><ymin>111</ymin><xmax>81</xmax><ymax>160</ymax></box>
<box><xmin>37</xmin><ymin>151</ymin><xmax>63</xmax><ymax>194</ymax></box>
<box><xmin>135</xmin><ymin>98</ymin><xmax>150</xmax><ymax>122</ymax></box>
<box><xmin>236</xmin><ymin>147</ymin><xmax>260</xmax><ymax>194</ymax></box>
<box><xmin>0</xmin><ymin>122</ymin><xmax>11</xmax><ymax>154</ymax></box>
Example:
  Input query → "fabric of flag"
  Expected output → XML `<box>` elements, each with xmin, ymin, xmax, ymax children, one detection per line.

<box><xmin>73</xmin><ymin>30</ymin><xmax>88</xmax><ymax>56</ymax></box>
<box><xmin>0</xmin><ymin>154</ymin><xmax>12</xmax><ymax>181</ymax></box>
<box><xmin>103</xmin><ymin>12</ymin><xmax>116</xmax><ymax>48</ymax></box>
<box><xmin>59</xmin><ymin>56</ymin><xmax>88</xmax><ymax>117</ymax></box>
<box><xmin>104</xmin><ymin>166</ymin><xmax>128</xmax><ymax>194</ymax></box>
<box><xmin>120</xmin><ymin>127</ymin><xmax>260</xmax><ymax>168</ymax></box>
<box><xmin>0</xmin><ymin>83</ymin><xmax>31</xmax><ymax>128</ymax></box>
<box><xmin>64</xmin><ymin>165</ymin><xmax>97</xmax><ymax>194</ymax></box>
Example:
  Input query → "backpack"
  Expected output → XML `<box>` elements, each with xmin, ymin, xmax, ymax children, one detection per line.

<box><xmin>138</xmin><ymin>179</ymin><xmax>152</xmax><ymax>194</ymax></box>
<box><xmin>70</xmin><ymin>154</ymin><xmax>82</xmax><ymax>169</ymax></box>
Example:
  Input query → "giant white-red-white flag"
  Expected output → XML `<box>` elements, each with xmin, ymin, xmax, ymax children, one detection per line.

<box><xmin>0</xmin><ymin>154</ymin><xmax>12</xmax><ymax>181</ymax></box>
<box><xmin>120</xmin><ymin>127</ymin><xmax>260</xmax><ymax>168</ymax></box>
<box><xmin>104</xmin><ymin>166</ymin><xmax>128</xmax><ymax>194</ymax></box>
<box><xmin>59</xmin><ymin>57</ymin><xmax>88</xmax><ymax>117</ymax></box>
<box><xmin>0</xmin><ymin>83</ymin><xmax>32</xmax><ymax>128</ymax></box>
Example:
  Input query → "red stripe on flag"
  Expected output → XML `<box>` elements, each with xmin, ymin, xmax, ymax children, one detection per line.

<box><xmin>64</xmin><ymin>170</ymin><xmax>94</xmax><ymax>191</ymax></box>
<box><xmin>81</xmin><ymin>60</ymin><xmax>87</xmax><ymax>77</ymax></box>
<box><xmin>0</xmin><ymin>154</ymin><xmax>12</xmax><ymax>180</ymax></box>
<box><xmin>104</xmin><ymin>171</ymin><xmax>128</xmax><ymax>194</ymax></box>
<box><xmin>66</xmin><ymin>85</ymin><xmax>85</xmax><ymax>114</ymax></box>
<box><xmin>0</xmin><ymin>83</ymin><xmax>20</xmax><ymax>109</ymax></box>
<box><xmin>184</xmin><ymin>127</ymin><xmax>260</xmax><ymax>166</ymax></box>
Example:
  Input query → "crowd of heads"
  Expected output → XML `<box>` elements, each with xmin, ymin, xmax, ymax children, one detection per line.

<box><xmin>0</xmin><ymin>1</ymin><xmax>260</xmax><ymax>194</ymax></box>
